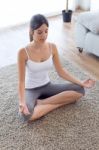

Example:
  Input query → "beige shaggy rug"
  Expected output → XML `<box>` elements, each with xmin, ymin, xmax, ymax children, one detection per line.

<box><xmin>0</xmin><ymin>57</ymin><xmax>99</xmax><ymax>150</ymax></box>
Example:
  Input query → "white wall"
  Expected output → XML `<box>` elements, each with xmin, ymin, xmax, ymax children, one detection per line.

<box><xmin>73</xmin><ymin>0</ymin><xmax>90</xmax><ymax>10</ymax></box>
<box><xmin>0</xmin><ymin>0</ymin><xmax>93</xmax><ymax>29</ymax></box>
<box><xmin>80</xmin><ymin>0</ymin><xmax>90</xmax><ymax>10</ymax></box>
<box><xmin>0</xmin><ymin>0</ymin><xmax>65</xmax><ymax>29</ymax></box>
<box><xmin>90</xmin><ymin>0</ymin><xmax>99</xmax><ymax>11</ymax></box>
<box><xmin>70</xmin><ymin>0</ymin><xmax>80</xmax><ymax>10</ymax></box>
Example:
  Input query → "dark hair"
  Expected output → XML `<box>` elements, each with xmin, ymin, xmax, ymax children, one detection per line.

<box><xmin>29</xmin><ymin>14</ymin><xmax>49</xmax><ymax>42</ymax></box>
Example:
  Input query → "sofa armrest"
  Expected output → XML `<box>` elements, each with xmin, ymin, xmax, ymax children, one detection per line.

<box><xmin>74</xmin><ymin>22</ymin><xmax>89</xmax><ymax>48</ymax></box>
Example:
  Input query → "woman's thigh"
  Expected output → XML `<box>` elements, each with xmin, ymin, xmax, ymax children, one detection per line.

<box><xmin>39</xmin><ymin>82</ymin><xmax>85</xmax><ymax>99</ymax></box>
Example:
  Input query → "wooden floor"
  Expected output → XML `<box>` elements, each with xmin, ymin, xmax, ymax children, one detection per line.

<box><xmin>48</xmin><ymin>13</ymin><xmax>99</xmax><ymax>80</ymax></box>
<box><xmin>0</xmin><ymin>12</ymin><xmax>99</xmax><ymax>80</ymax></box>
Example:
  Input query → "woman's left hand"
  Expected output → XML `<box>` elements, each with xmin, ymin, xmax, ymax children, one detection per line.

<box><xmin>82</xmin><ymin>79</ymin><xmax>96</xmax><ymax>88</ymax></box>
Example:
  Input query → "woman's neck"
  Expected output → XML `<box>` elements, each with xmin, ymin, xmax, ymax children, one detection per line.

<box><xmin>32</xmin><ymin>41</ymin><xmax>47</xmax><ymax>49</ymax></box>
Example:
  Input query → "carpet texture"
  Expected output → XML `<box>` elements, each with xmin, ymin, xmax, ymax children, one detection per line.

<box><xmin>0</xmin><ymin>57</ymin><xmax>99</xmax><ymax>150</ymax></box>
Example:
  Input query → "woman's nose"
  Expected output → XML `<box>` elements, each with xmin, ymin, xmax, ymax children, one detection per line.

<box><xmin>41</xmin><ymin>33</ymin><xmax>47</xmax><ymax>38</ymax></box>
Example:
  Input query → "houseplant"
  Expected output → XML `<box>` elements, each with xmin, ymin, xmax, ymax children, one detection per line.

<box><xmin>62</xmin><ymin>0</ymin><xmax>73</xmax><ymax>22</ymax></box>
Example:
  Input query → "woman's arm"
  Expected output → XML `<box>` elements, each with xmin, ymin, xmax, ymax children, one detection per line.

<box><xmin>17</xmin><ymin>48</ymin><xmax>30</xmax><ymax>115</ymax></box>
<box><xmin>17</xmin><ymin>48</ymin><xmax>26</xmax><ymax>105</ymax></box>
<box><xmin>52</xmin><ymin>44</ymin><xmax>85</xmax><ymax>87</ymax></box>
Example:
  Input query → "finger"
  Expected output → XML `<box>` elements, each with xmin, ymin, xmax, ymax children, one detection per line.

<box><xmin>26</xmin><ymin>111</ymin><xmax>31</xmax><ymax>115</ymax></box>
<box><xmin>19</xmin><ymin>107</ymin><xmax>23</xmax><ymax>113</ymax></box>
<box><xmin>19</xmin><ymin>105</ymin><xmax>24</xmax><ymax>111</ymax></box>
<box><xmin>24</xmin><ymin>109</ymin><xmax>30</xmax><ymax>115</ymax></box>
<box><xmin>89</xmin><ymin>79</ymin><xmax>96</xmax><ymax>83</ymax></box>
<box><xmin>24</xmin><ymin>112</ymin><xmax>30</xmax><ymax>116</ymax></box>
<box><xmin>25</xmin><ymin>107</ymin><xmax>30</xmax><ymax>113</ymax></box>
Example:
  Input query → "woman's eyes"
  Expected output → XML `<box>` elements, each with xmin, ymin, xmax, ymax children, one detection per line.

<box><xmin>38</xmin><ymin>32</ymin><xmax>42</xmax><ymax>35</ymax></box>
<box><xmin>38</xmin><ymin>30</ymin><xmax>48</xmax><ymax>34</ymax></box>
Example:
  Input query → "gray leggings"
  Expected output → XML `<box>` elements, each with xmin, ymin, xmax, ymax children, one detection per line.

<box><xmin>19</xmin><ymin>82</ymin><xmax>85</xmax><ymax>122</ymax></box>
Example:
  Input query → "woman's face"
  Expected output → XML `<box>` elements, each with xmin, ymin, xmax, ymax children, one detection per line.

<box><xmin>33</xmin><ymin>24</ymin><xmax>48</xmax><ymax>43</ymax></box>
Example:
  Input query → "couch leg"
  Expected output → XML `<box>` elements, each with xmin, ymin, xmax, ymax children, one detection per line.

<box><xmin>77</xmin><ymin>47</ymin><xmax>83</xmax><ymax>53</ymax></box>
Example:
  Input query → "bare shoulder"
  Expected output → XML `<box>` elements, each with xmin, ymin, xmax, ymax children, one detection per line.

<box><xmin>18</xmin><ymin>47</ymin><xmax>27</xmax><ymax>61</ymax></box>
<box><xmin>50</xmin><ymin>42</ymin><xmax>58</xmax><ymax>56</ymax></box>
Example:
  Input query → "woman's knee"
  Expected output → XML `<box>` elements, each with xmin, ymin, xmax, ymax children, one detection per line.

<box><xmin>75</xmin><ymin>84</ymin><xmax>85</xmax><ymax>96</ymax></box>
<box><xmin>79</xmin><ymin>86</ymin><xmax>85</xmax><ymax>96</ymax></box>
<box><xmin>26</xmin><ymin>97</ymin><xmax>37</xmax><ymax>112</ymax></box>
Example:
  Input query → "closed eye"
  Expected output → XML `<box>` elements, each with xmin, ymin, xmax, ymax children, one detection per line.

<box><xmin>37</xmin><ymin>29</ymin><xmax>48</xmax><ymax>35</ymax></box>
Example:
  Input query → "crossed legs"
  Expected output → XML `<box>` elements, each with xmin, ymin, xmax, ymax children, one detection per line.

<box><xmin>29</xmin><ymin>90</ymin><xmax>83</xmax><ymax>121</ymax></box>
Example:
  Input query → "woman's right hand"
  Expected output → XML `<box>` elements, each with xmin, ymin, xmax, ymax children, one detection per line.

<box><xmin>19</xmin><ymin>103</ymin><xmax>30</xmax><ymax>115</ymax></box>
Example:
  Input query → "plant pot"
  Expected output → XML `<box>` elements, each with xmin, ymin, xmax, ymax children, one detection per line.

<box><xmin>62</xmin><ymin>10</ymin><xmax>73</xmax><ymax>22</ymax></box>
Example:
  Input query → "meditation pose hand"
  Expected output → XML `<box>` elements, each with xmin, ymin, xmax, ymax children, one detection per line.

<box><xmin>19</xmin><ymin>104</ymin><xmax>30</xmax><ymax>115</ymax></box>
<box><xmin>82</xmin><ymin>79</ymin><xmax>95</xmax><ymax>88</ymax></box>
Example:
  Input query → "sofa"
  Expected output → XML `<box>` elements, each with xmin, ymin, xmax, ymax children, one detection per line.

<box><xmin>75</xmin><ymin>11</ymin><xmax>99</xmax><ymax>56</ymax></box>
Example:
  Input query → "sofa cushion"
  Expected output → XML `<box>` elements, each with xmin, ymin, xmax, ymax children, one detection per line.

<box><xmin>78</xmin><ymin>11</ymin><xmax>99</xmax><ymax>34</ymax></box>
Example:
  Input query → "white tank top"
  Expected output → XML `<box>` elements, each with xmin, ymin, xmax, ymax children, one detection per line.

<box><xmin>25</xmin><ymin>46</ymin><xmax>53</xmax><ymax>89</ymax></box>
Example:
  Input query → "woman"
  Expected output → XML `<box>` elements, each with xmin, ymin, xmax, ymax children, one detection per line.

<box><xmin>17</xmin><ymin>14</ymin><xmax>95</xmax><ymax>122</ymax></box>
